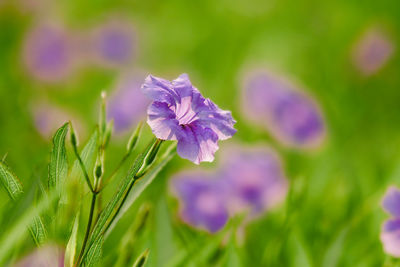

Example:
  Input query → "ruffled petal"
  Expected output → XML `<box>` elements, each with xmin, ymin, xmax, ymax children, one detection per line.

<box><xmin>147</xmin><ymin>101</ymin><xmax>180</xmax><ymax>140</ymax></box>
<box><xmin>141</xmin><ymin>75</ymin><xmax>179</xmax><ymax>105</ymax></box>
<box><xmin>382</xmin><ymin>186</ymin><xmax>400</xmax><ymax>217</ymax></box>
<box><xmin>196</xmin><ymin>99</ymin><xmax>237</xmax><ymax>140</ymax></box>
<box><xmin>176</xmin><ymin>123</ymin><xmax>219</xmax><ymax>164</ymax></box>
<box><xmin>172</xmin><ymin>73</ymin><xmax>196</xmax><ymax>99</ymax></box>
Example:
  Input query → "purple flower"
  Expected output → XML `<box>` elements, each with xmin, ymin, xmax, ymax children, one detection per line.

<box><xmin>171</xmin><ymin>172</ymin><xmax>229</xmax><ymax>233</ymax></box>
<box><xmin>90</xmin><ymin>19</ymin><xmax>135</xmax><ymax>67</ymax></box>
<box><xmin>14</xmin><ymin>245</ymin><xmax>64</xmax><ymax>267</ymax></box>
<box><xmin>381</xmin><ymin>186</ymin><xmax>400</xmax><ymax>257</ymax></box>
<box><xmin>219</xmin><ymin>145</ymin><xmax>288</xmax><ymax>217</ymax></box>
<box><xmin>241</xmin><ymin>70</ymin><xmax>325</xmax><ymax>148</ymax></box>
<box><xmin>352</xmin><ymin>28</ymin><xmax>395</xmax><ymax>76</ymax></box>
<box><xmin>107</xmin><ymin>73</ymin><xmax>150</xmax><ymax>133</ymax></box>
<box><xmin>22</xmin><ymin>23</ymin><xmax>76</xmax><ymax>82</ymax></box>
<box><xmin>32</xmin><ymin>102</ymin><xmax>84</xmax><ymax>139</ymax></box>
<box><xmin>141</xmin><ymin>73</ymin><xmax>236</xmax><ymax>164</ymax></box>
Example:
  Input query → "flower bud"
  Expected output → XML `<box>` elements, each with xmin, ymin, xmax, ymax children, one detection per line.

<box><xmin>69</xmin><ymin>122</ymin><xmax>79</xmax><ymax>147</ymax></box>
<box><xmin>127</xmin><ymin>121</ymin><xmax>143</xmax><ymax>154</ymax></box>
<box><xmin>136</xmin><ymin>139</ymin><xmax>163</xmax><ymax>178</ymax></box>
<box><xmin>133</xmin><ymin>249</ymin><xmax>149</xmax><ymax>267</ymax></box>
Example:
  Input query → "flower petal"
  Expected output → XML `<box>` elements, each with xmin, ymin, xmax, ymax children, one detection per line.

<box><xmin>147</xmin><ymin>101</ymin><xmax>180</xmax><ymax>140</ymax></box>
<box><xmin>197</xmin><ymin>99</ymin><xmax>237</xmax><ymax>140</ymax></box>
<box><xmin>176</xmin><ymin>123</ymin><xmax>219</xmax><ymax>164</ymax></box>
<box><xmin>141</xmin><ymin>75</ymin><xmax>179</xmax><ymax>105</ymax></box>
<box><xmin>172</xmin><ymin>73</ymin><xmax>196</xmax><ymax>99</ymax></box>
<box><xmin>382</xmin><ymin>186</ymin><xmax>400</xmax><ymax>217</ymax></box>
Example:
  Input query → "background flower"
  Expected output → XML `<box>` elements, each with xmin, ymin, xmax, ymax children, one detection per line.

<box><xmin>107</xmin><ymin>72</ymin><xmax>150</xmax><ymax>134</ymax></box>
<box><xmin>241</xmin><ymin>70</ymin><xmax>325</xmax><ymax>149</ymax></box>
<box><xmin>88</xmin><ymin>18</ymin><xmax>136</xmax><ymax>68</ymax></box>
<box><xmin>352</xmin><ymin>27</ymin><xmax>395</xmax><ymax>76</ymax></box>
<box><xmin>381</xmin><ymin>186</ymin><xmax>400</xmax><ymax>257</ymax></box>
<box><xmin>171</xmin><ymin>172</ymin><xmax>229</xmax><ymax>233</ymax></box>
<box><xmin>219</xmin><ymin>145</ymin><xmax>288</xmax><ymax>217</ymax></box>
<box><xmin>22</xmin><ymin>23</ymin><xmax>76</xmax><ymax>83</ymax></box>
<box><xmin>14</xmin><ymin>245</ymin><xmax>64</xmax><ymax>267</ymax></box>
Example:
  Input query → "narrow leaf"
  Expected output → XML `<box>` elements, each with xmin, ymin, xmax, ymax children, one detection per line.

<box><xmin>82</xmin><ymin>236</ymin><xmax>103</xmax><ymax>267</ymax></box>
<box><xmin>65</xmin><ymin>212</ymin><xmax>80</xmax><ymax>267</ymax></box>
<box><xmin>48</xmin><ymin>123</ymin><xmax>69</xmax><ymax>191</ymax></box>
<box><xmin>0</xmin><ymin>161</ymin><xmax>23</xmax><ymax>200</ymax></box>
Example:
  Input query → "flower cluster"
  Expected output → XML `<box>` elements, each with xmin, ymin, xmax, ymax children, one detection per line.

<box><xmin>171</xmin><ymin>145</ymin><xmax>288</xmax><ymax>233</ymax></box>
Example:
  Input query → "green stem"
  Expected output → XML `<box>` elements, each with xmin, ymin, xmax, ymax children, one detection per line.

<box><xmin>72</xmin><ymin>145</ymin><xmax>95</xmax><ymax>193</ymax></box>
<box><xmin>75</xmin><ymin>193</ymin><xmax>97</xmax><ymax>266</ymax></box>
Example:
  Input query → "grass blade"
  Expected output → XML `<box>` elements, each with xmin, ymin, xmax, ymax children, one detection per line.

<box><xmin>65</xmin><ymin>211</ymin><xmax>80</xmax><ymax>267</ymax></box>
<box><xmin>48</xmin><ymin>123</ymin><xmax>69</xmax><ymax>191</ymax></box>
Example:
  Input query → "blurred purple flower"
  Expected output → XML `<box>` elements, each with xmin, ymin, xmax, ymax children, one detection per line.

<box><xmin>142</xmin><ymin>73</ymin><xmax>236</xmax><ymax>164</ymax></box>
<box><xmin>107</xmin><ymin>73</ymin><xmax>150</xmax><ymax>133</ymax></box>
<box><xmin>381</xmin><ymin>186</ymin><xmax>400</xmax><ymax>257</ymax></box>
<box><xmin>171</xmin><ymin>172</ymin><xmax>229</xmax><ymax>233</ymax></box>
<box><xmin>14</xmin><ymin>245</ymin><xmax>64</xmax><ymax>267</ymax></box>
<box><xmin>352</xmin><ymin>28</ymin><xmax>395</xmax><ymax>76</ymax></box>
<box><xmin>220</xmin><ymin>145</ymin><xmax>288</xmax><ymax>217</ymax></box>
<box><xmin>90</xmin><ymin>19</ymin><xmax>135</xmax><ymax>67</ymax></box>
<box><xmin>32</xmin><ymin>102</ymin><xmax>84</xmax><ymax>139</ymax></box>
<box><xmin>22</xmin><ymin>23</ymin><xmax>76</xmax><ymax>82</ymax></box>
<box><xmin>241</xmin><ymin>70</ymin><xmax>325</xmax><ymax>148</ymax></box>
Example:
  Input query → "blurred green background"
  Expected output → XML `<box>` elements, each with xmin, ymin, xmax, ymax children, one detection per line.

<box><xmin>0</xmin><ymin>0</ymin><xmax>399</xmax><ymax>266</ymax></box>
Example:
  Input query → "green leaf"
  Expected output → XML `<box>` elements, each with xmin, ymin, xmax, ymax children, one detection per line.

<box><xmin>28</xmin><ymin>216</ymin><xmax>47</xmax><ymax>246</ymax></box>
<box><xmin>82</xmin><ymin>236</ymin><xmax>103</xmax><ymax>267</ymax></box>
<box><xmin>0</xmin><ymin>162</ymin><xmax>48</xmax><ymax>246</ymax></box>
<box><xmin>106</xmin><ymin>143</ymin><xmax>176</xmax><ymax>235</ymax></box>
<box><xmin>0</xmin><ymin>189</ymin><xmax>58</xmax><ymax>264</ymax></box>
<box><xmin>65</xmin><ymin>212</ymin><xmax>80</xmax><ymax>267</ymax></box>
<box><xmin>48</xmin><ymin>123</ymin><xmax>69</xmax><ymax>191</ymax></box>
<box><xmin>0</xmin><ymin>161</ymin><xmax>23</xmax><ymax>200</ymax></box>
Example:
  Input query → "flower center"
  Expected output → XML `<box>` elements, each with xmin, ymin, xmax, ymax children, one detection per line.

<box><xmin>175</xmin><ymin>96</ymin><xmax>198</xmax><ymax>125</ymax></box>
